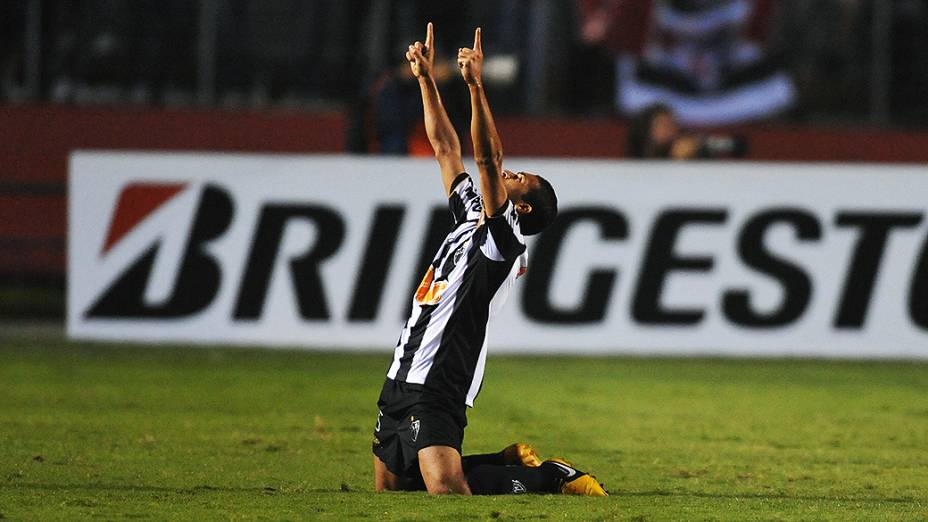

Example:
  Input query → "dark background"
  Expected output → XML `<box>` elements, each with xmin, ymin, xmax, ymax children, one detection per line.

<box><xmin>2</xmin><ymin>0</ymin><xmax>928</xmax><ymax>320</ymax></box>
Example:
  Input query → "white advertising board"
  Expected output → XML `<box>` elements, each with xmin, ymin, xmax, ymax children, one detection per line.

<box><xmin>69</xmin><ymin>153</ymin><xmax>928</xmax><ymax>358</ymax></box>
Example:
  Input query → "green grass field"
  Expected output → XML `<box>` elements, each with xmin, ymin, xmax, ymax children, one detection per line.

<box><xmin>1</xmin><ymin>340</ymin><xmax>926</xmax><ymax>520</ymax></box>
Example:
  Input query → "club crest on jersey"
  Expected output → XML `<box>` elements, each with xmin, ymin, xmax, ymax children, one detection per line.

<box><xmin>415</xmin><ymin>265</ymin><xmax>448</xmax><ymax>305</ymax></box>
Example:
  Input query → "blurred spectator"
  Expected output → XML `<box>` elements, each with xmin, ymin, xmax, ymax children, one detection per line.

<box><xmin>360</xmin><ymin>1</ymin><xmax>527</xmax><ymax>114</ymax></box>
<box><xmin>627</xmin><ymin>103</ymin><xmax>748</xmax><ymax>159</ymax></box>
<box><xmin>347</xmin><ymin>56</ymin><xmax>468</xmax><ymax>156</ymax></box>
<box><xmin>347</xmin><ymin>61</ymin><xmax>424</xmax><ymax>155</ymax></box>
<box><xmin>2</xmin><ymin>0</ymin><xmax>926</xmax><ymax>128</ymax></box>
<box><xmin>348</xmin><ymin>2</ymin><xmax>527</xmax><ymax>154</ymax></box>
<box><xmin>580</xmin><ymin>0</ymin><xmax>795</xmax><ymax>126</ymax></box>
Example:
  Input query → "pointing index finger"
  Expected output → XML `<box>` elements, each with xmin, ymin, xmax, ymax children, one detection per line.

<box><xmin>426</xmin><ymin>22</ymin><xmax>434</xmax><ymax>50</ymax></box>
<box><xmin>474</xmin><ymin>27</ymin><xmax>482</xmax><ymax>52</ymax></box>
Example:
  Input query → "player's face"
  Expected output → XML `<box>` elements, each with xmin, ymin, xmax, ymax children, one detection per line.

<box><xmin>503</xmin><ymin>170</ymin><xmax>541</xmax><ymax>207</ymax></box>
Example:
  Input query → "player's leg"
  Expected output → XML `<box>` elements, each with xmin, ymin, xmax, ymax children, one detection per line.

<box><xmin>418</xmin><ymin>445</ymin><xmax>472</xmax><ymax>495</ymax></box>
<box><xmin>462</xmin><ymin>442</ymin><xmax>542</xmax><ymax>472</ymax></box>
<box><xmin>397</xmin><ymin>443</ymin><xmax>580</xmax><ymax>496</ymax></box>
<box><xmin>465</xmin><ymin>463</ymin><xmax>562</xmax><ymax>494</ymax></box>
<box><xmin>371</xmin><ymin>405</ymin><xmax>426</xmax><ymax>492</ymax></box>
<box><xmin>373</xmin><ymin>455</ymin><xmax>404</xmax><ymax>492</ymax></box>
<box><xmin>436</xmin><ymin>439</ymin><xmax>606</xmax><ymax>496</ymax></box>
<box><xmin>405</xmin><ymin>402</ymin><xmax>471</xmax><ymax>495</ymax></box>
<box><xmin>465</xmin><ymin>459</ymin><xmax>608</xmax><ymax>496</ymax></box>
<box><xmin>461</xmin><ymin>441</ymin><xmax>560</xmax><ymax>496</ymax></box>
<box><xmin>461</xmin><ymin>442</ymin><xmax>607</xmax><ymax>496</ymax></box>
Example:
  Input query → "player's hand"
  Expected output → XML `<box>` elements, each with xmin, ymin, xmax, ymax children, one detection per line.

<box><xmin>458</xmin><ymin>28</ymin><xmax>483</xmax><ymax>86</ymax></box>
<box><xmin>406</xmin><ymin>22</ymin><xmax>435</xmax><ymax>79</ymax></box>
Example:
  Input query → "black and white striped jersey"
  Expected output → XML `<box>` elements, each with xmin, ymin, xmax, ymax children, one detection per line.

<box><xmin>385</xmin><ymin>173</ymin><xmax>528</xmax><ymax>407</ymax></box>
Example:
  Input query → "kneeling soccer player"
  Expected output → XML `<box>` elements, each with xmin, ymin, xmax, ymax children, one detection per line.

<box><xmin>370</xmin><ymin>23</ymin><xmax>607</xmax><ymax>497</ymax></box>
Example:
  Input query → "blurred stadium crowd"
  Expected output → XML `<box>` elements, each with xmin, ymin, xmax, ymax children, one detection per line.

<box><xmin>2</xmin><ymin>0</ymin><xmax>928</xmax><ymax>321</ymax></box>
<box><xmin>3</xmin><ymin>0</ymin><xmax>928</xmax><ymax>129</ymax></box>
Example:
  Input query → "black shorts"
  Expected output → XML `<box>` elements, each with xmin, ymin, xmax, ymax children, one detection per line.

<box><xmin>371</xmin><ymin>379</ymin><xmax>467</xmax><ymax>482</ymax></box>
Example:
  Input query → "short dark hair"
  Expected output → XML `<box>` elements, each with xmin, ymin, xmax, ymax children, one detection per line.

<box><xmin>519</xmin><ymin>176</ymin><xmax>558</xmax><ymax>236</ymax></box>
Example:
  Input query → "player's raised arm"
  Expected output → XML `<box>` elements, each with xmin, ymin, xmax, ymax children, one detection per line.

<box><xmin>407</xmin><ymin>22</ymin><xmax>465</xmax><ymax>195</ymax></box>
<box><xmin>458</xmin><ymin>28</ymin><xmax>507</xmax><ymax>217</ymax></box>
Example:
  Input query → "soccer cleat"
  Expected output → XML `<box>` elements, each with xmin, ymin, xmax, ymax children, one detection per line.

<box><xmin>543</xmin><ymin>458</ymin><xmax>609</xmax><ymax>496</ymax></box>
<box><xmin>503</xmin><ymin>442</ymin><xmax>542</xmax><ymax>467</ymax></box>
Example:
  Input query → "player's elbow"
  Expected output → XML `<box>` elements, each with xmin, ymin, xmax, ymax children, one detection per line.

<box><xmin>432</xmin><ymin>143</ymin><xmax>460</xmax><ymax>158</ymax></box>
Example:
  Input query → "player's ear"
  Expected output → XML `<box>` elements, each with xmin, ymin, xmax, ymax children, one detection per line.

<box><xmin>515</xmin><ymin>201</ymin><xmax>532</xmax><ymax>215</ymax></box>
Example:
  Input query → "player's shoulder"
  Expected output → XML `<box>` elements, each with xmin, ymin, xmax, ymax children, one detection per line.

<box><xmin>449</xmin><ymin>173</ymin><xmax>482</xmax><ymax>223</ymax></box>
<box><xmin>449</xmin><ymin>172</ymin><xmax>472</xmax><ymax>194</ymax></box>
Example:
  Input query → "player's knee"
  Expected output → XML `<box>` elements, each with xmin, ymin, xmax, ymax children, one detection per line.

<box><xmin>373</xmin><ymin>460</ymin><xmax>403</xmax><ymax>492</ymax></box>
<box><xmin>426</xmin><ymin>484</ymin><xmax>457</xmax><ymax>495</ymax></box>
<box><xmin>375</xmin><ymin>477</ymin><xmax>407</xmax><ymax>492</ymax></box>
<box><xmin>425</xmin><ymin>483</ymin><xmax>451</xmax><ymax>495</ymax></box>
<box><xmin>425</xmin><ymin>475</ymin><xmax>470</xmax><ymax>495</ymax></box>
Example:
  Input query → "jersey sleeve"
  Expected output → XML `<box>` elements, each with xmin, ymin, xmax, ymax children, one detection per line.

<box><xmin>480</xmin><ymin>200</ymin><xmax>527</xmax><ymax>262</ymax></box>
<box><xmin>448</xmin><ymin>173</ymin><xmax>483</xmax><ymax>224</ymax></box>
